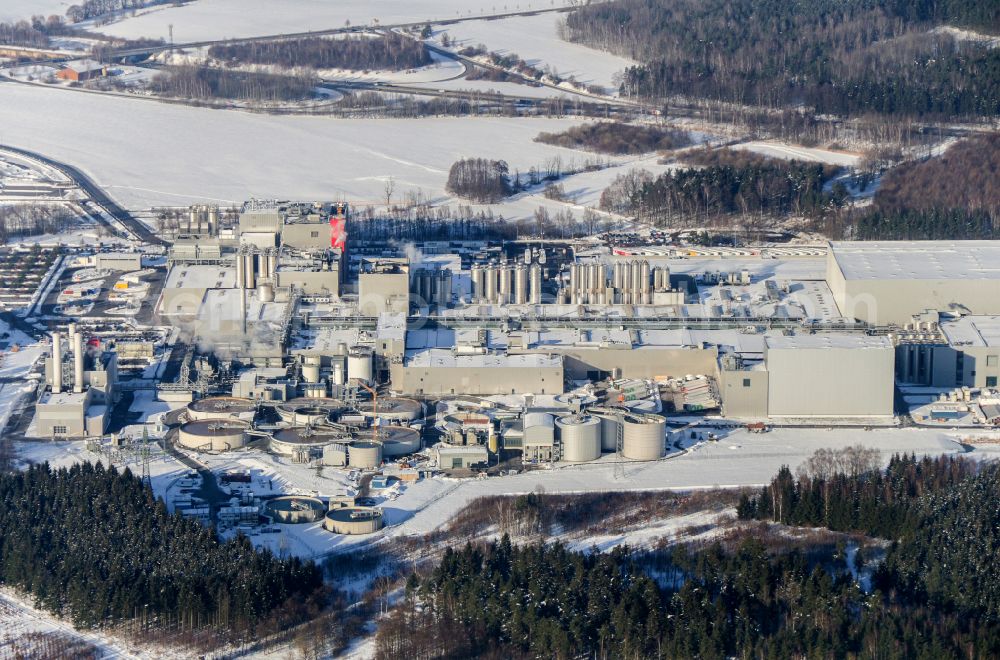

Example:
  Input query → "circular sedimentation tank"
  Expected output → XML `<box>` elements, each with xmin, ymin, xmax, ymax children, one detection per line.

<box><xmin>357</xmin><ymin>425</ymin><xmax>421</xmax><ymax>457</ymax></box>
<box><xmin>620</xmin><ymin>413</ymin><xmax>666</xmax><ymax>461</ymax></box>
<box><xmin>264</xmin><ymin>496</ymin><xmax>326</xmax><ymax>524</ymax></box>
<box><xmin>276</xmin><ymin>398</ymin><xmax>345</xmax><ymax>425</ymax></box>
<box><xmin>177</xmin><ymin>419</ymin><xmax>249</xmax><ymax>452</ymax></box>
<box><xmin>362</xmin><ymin>397</ymin><xmax>423</xmax><ymax>423</ymax></box>
<box><xmin>348</xmin><ymin>441</ymin><xmax>382</xmax><ymax>469</ymax></box>
<box><xmin>323</xmin><ymin>506</ymin><xmax>384</xmax><ymax>535</ymax></box>
<box><xmin>556</xmin><ymin>415</ymin><xmax>602</xmax><ymax>462</ymax></box>
<box><xmin>269</xmin><ymin>426</ymin><xmax>348</xmax><ymax>456</ymax></box>
<box><xmin>186</xmin><ymin>396</ymin><xmax>256</xmax><ymax>422</ymax></box>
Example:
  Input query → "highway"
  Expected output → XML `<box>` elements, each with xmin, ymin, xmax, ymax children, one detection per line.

<box><xmin>0</xmin><ymin>144</ymin><xmax>166</xmax><ymax>246</ymax></box>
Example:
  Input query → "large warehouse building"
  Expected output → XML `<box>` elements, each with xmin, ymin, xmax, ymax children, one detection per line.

<box><xmin>827</xmin><ymin>241</ymin><xmax>1000</xmax><ymax>325</ymax></box>
<box><xmin>722</xmin><ymin>334</ymin><xmax>895</xmax><ymax>419</ymax></box>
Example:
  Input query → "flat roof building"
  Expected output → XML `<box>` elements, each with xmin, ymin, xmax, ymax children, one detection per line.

<box><xmin>827</xmin><ymin>241</ymin><xmax>1000</xmax><ymax>324</ymax></box>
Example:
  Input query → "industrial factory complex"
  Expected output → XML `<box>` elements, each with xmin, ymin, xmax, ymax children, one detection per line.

<box><xmin>13</xmin><ymin>198</ymin><xmax>1000</xmax><ymax>546</ymax></box>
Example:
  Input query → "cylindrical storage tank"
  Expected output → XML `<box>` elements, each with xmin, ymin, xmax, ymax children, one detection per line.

<box><xmin>484</xmin><ymin>267</ymin><xmax>498</xmax><ymax>303</ymax></box>
<box><xmin>640</xmin><ymin>260</ymin><xmax>651</xmax><ymax>292</ymax></box>
<box><xmin>347</xmin><ymin>346</ymin><xmax>374</xmax><ymax>385</ymax></box>
<box><xmin>514</xmin><ymin>266</ymin><xmax>528</xmax><ymax>304</ymax></box>
<box><xmin>244</xmin><ymin>253</ymin><xmax>256</xmax><ymax>288</ymax></box>
<box><xmin>498</xmin><ymin>267</ymin><xmax>512</xmax><ymax>304</ymax></box>
<box><xmin>323</xmin><ymin>507</ymin><xmax>384</xmax><ymax>535</ymax></box>
<box><xmin>264</xmin><ymin>496</ymin><xmax>326</xmax><ymax>524</ymax></box>
<box><xmin>556</xmin><ymin>415</ymin><xmax>602</xmax><ymax>462</ymax></box>
<box><xmin>471</xmin><ymin>265</ymin><xmax>486</xmax><ymax>302</ymax></box>
<box><xmin>621</xmin><ymin>413</ymin><xmax>666</xmax><ymax>461</ymax></box>
<box><xmin>302</xmin><ymin>382</ymin><xmax>327</xmax><ymax>398</ymax></box>
<box><xmin>529</xmin><ymin>264</ymin><xmax>542</xmax><ymax>304</ymax></box>
<box><xmin>257</xmin><ymin>283</ymin><xmax>275</xmax><ymax>303</ymax></box>
<box><xmin>369</xmin><ymin>425</ymin><xmax>421</xmax><ymax>457</ymax></box>
<box><xmin>302</xmin><ymin>363</ymin><xmax>321</xmax><ymax>383</ymax></box>
<box><xmin>235</xmin><ymin>253</ymin><xmax>245</xmax><ymax>289</ymax></box>
<box><xmin>630</xmin><ymin>260</ymin><xmax>642</xmax><ymax>295</ymax></box>
<box><xmin>349</xmin><ymin>441</ymin><xmax>382</xmax><ymax>469</ymax></box>
<box><xmin>332</xmin><ymin>362</ymin><xmax>345</xmax><ymax>386</ymax></box>
<box><xmin>595</xmin><ymin>412</ymin><xmax>621</xmax><ymax>452</ymax></box>
<box><xmin>177</xmin><ymin>420</ymin><xmax>248</xmax><ymax>452</ymax></box>
<box><xmin>589</xmin><ymin>263</ymin><xmax>602</xmax><ymax>292</ymax></box>
<box><xmin>613</xmin><ymin>261</ymin><xmax>626</xmax><ymax>290</ymax></box>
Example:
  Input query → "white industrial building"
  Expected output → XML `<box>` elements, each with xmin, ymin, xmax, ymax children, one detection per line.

<box><xmin>827</xmin><ymin>241</ymin><xmax>1000</xmax><ymax>325</ymax></box>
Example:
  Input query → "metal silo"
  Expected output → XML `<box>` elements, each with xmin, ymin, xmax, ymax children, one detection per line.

<box><xmin>621</xmin><ymin>413</ymin><xmax>666</xmax><ymax>460</ymax></box>
<box><xmin>471</xmin><ymin>265</ymin><xmax>486</xmax><ymax>303</ymax></box>
<box><xmin>640</xmin><ymin>260</ymin><xmax>651</xmax><ymax>293</ymax></box>
<box><xmin>499</xmin><ymin>267</ymin><xmax>512</xmax><ymax>304</ymax></box>
<box><xmin>514</xmin><ymin>265</ymin><xmax>528</xmax><ymax>304</ymax></box>
<box><xmin>484</xmin><ymin>266</ymin><xmax>498</xmax><ymax>304</ymax></box>
<box><xmin>556</xmin><ymin>415</ymin><xmax>602</xmax><ymax>462</ymax></box>
<box><xmin>529</xmin><ymin>263</ymin><xmax>542</xmax><ymax>304</ymax></box>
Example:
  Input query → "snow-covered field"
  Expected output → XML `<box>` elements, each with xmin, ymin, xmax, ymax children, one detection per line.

<box><xmin>0</xmin><ymin>83</ymin><xmax>632</xmax><ymax>217</ymax></box>
<box><xmin>0</xmin><ymin>0</ymin><xmax>68</xmax><ymax>23</ymax></box>
<box><xmin>735</xmin><ymin>141</ymin><xmax>862</xmax><ymax>167</ymax></box>
<box><xmin>98</xmin><ymin>0</ymin><xmax>576</xmax><ymax>42</ymax></box>
<box><xmin>432</xmin><ymin>13</ymin><xmax>636</xmax><ymax>92</ymax></box>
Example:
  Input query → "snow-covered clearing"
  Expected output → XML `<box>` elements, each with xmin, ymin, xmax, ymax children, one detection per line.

<box><xmin>98</xmin><ymin>0</ymin><xmax>577</xmax><ymax>42</ymax></box>
<box><xmin>0</xmin><ymin>0</ymin><xmax>68</xmax><ymax>23</ymax></box>
<box><xmin>735</xmin><ymin>141</ymin><xmax>862</xmax><ymax>167</ymax></box>
<box><xmin>392</xmin><ymin>427</ymin><xmax>966</xmax><ymax>537</ymax></box>
<box><xmin>432</xmin><ymin>13</ymin><xmax>636</xmax><ymax>92</ymax></box>
<box><xmin>0</xmin><ymin>84</ymin><xmax>639</xmax><ymax>218</ymax></box>
<box><xmin>931</xmin><ymin>25</ymin><xmax>1000</xmax><ymax>49</ymax></box>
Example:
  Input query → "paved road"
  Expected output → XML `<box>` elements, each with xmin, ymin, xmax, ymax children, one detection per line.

<box><xmin>0</xmin><ymin>145</ymin><xmax>166</xmax><ymax>246</ymax></box>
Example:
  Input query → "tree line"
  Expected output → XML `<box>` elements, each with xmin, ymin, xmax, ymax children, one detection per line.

<box><xmin>602</xmin><ymin>150</ymin><xmax>845</xmax><ymax>226</ymax></box>
<box><xmin>208</xmin><ymin>33</ymin><xmax>430</xmax><ymax>72</ymax></box>
<box><xmin>150</xmin><ymin>65</ymin><xmax>317</xmax><ymax>102</ymax></box>
<box><xmin>535</xmin><ymin>121</ymin><xmax>691</xmax><ymax>155</ymax></box>
<box><xmin>376</xmin><ymin>453</ymin><xmax>1000</xmax><ymax>659</ymax></box>
<box><xmin>0</xmin><ymin>462</ymin><xmax>325</xmax><ymax>632</ymax></box>
<box><xmin>0</xmin><ymin>204</ymin><xmax>76</xmax><ymax>242</ymax></box>
<box><xmin>0</xmin><ymin>15</ymin><xmax>69</xmax><ymax>48</ymax></box>
<box><xmin>564</xmin><ymin>0</ymin><xmax>999</xmax><ymax>118</ymax></box>
<box><xmin>66</xmin><ymin>0</ymin><xmax>167</xmax><ymax>23</ymax></box>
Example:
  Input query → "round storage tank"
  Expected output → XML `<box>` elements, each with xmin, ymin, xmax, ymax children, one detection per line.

<box><xmin>363</xmin><ymin>397</ymin><xmax>423</xmax><ymax>423</ymax></box>
<box><xmin>556</xmin><ymin>415</ymin><xmax>602</xmax><ymax>462</ymax></box>
<box><xmin>348</xmin><ymin>441</ymin><xmax>382</xmax><ymax>469</ymax></box>
<box><xmin>347</xmin><ymin>346</ymin><xmax>374</xmax><ymax>385</ymax></box>
<box><xmin>186</xmin><ymin>397</ymin><xmax>256</xmax><ymax>422</ymax></box>
<box><xmin>302</xmin><ymin>364</ymin><xmax>321</xmax><ymax>383</ymax></box>
<box><xmin>264</xmin><ymin>496</ymin><xmax>326</xmax><ymax>524</ymax></box>
<box><xmin>594</xmin><ymin>412</ymin><xmax>622</xmax><ymax>452</ymax></box>
<box><xmin>621</xmin><ymin>413</ymin><xmax>666</xmax><ymax>461</ymax></box>
<box><xmin>269</xmin><ymin>427</ymin><xmax>347</xmax><ymax>456</ymax></box>
<box><xmin>323</xmin><ymin>507</ymin><xmax>384</xmax><ymax>535</ymax></box>
<box><xmin>257</xmin><ymin>283</ymin><xmax>275</xmax><ymax>303</ymax></box>
<box><xmin>363</xmin><ymin>425</ymin><xmax>421</xmax><ymax>457</ymax></box>
<box><xmin>177</xmin><ymin>420</ymin><xmax>249</xmax><ymax>452</ymax></box>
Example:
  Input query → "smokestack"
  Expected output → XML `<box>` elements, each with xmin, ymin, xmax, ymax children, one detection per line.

<box><xmin>67</xmin><ymin>323</ymin><xmax>76</xmax><ymax>350</ymax></box>
<box><xmin>73</xmin><ymin>331</ymin><xmax>84</xmax><ymax>394</ymax></box>
<box><xmin>51</xmin><ymin>332</ymin><xmax>62</xmax><ymax>394</ymax></box>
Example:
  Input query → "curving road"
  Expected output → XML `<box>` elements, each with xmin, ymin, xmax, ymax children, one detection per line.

<box><xmin>0</xmin><ymin>144</ymin><xmax>166</xmax><ymax>245</ymax></box>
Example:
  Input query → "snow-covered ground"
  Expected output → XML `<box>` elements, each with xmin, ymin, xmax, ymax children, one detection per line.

<box><xmin>0</xmin><ymin>0</ymin><xmax>68</xmax><ymax>23</ymax></box>
<box><xmin>735</xmin><ymin>141</ymin><xmax>862</xmax><ymax>167</ymax></box>
<box><xmin>431</xmin><ymin>13</ymin><xmax>636</xmax><ymax>92</ymax></box>
<box><xmin>0</xmin><ymin>83</ymin><xmax>637</xmax><ymax>218</ymax></box>
<box><xmin>98</xmin><ymin>0</ymin><xmax>577</xmax><ymax>42</ymax></box>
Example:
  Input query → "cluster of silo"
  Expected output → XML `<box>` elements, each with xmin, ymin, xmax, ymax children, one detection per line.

<box><xmin>568</xmin><ymin>262</ymin><xmax>608</xmax><ymax>305</ymax></box>
<box><xmin>611</xmin><ymin>260</ymin><xmax>653</xmax><ymax>305</ymax></box>
<box><xmin>411</xmin><ymin>268</ymin><xmax>453</xmax><ymax>307</ymax></box>
<box><xmin>185</xmin><ymin>204</ymin><xmax>220</xmax><ymax>235</ymax></box>
<box><xmin>234</xmin><ymin>246</ymin><xmax>278</xmax><ymax>289</ymax></box>
<box><xmin>471</xmin><ymin>262</ymin><xmax>542</xmax><ymax>305</ymax></box>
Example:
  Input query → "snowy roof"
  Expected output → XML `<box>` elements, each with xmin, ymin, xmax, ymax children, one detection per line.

<box><xmin>941</xmin><ymin>316</ymin><xmax>1000</xmax><ymax>348</ymax></box>
<box><xmin>166</xmin><ymin>264</ymin><xmax>235</xmax><ymax>289</ymax></box>
<box><xmin>64</xmin><ymin>59</ymin><xmax>105</xmax><ymax>74</ymax></box>
<box><xmin>39</xmin><ymin>391</ymin><xmax>88</xmax><ymax>406</ymax></box>
<box><xmin>830</xmin><ymin>241</ymin><xmax>1000</xmax><ymax>281</ymax></box>
<box><xmin>405</xmin><ymin>349</ymin><xmax>561</xmax><ymax>368</ymax></box>
<box><xmin>765</xmin><ymin>334</ymin><xmax>892</xmax><ymax>350</ymax></box>
<box><xmin>376</xmin><ymin>312</ymin><xmax>406</xmax><ymax>340</ymax></box>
